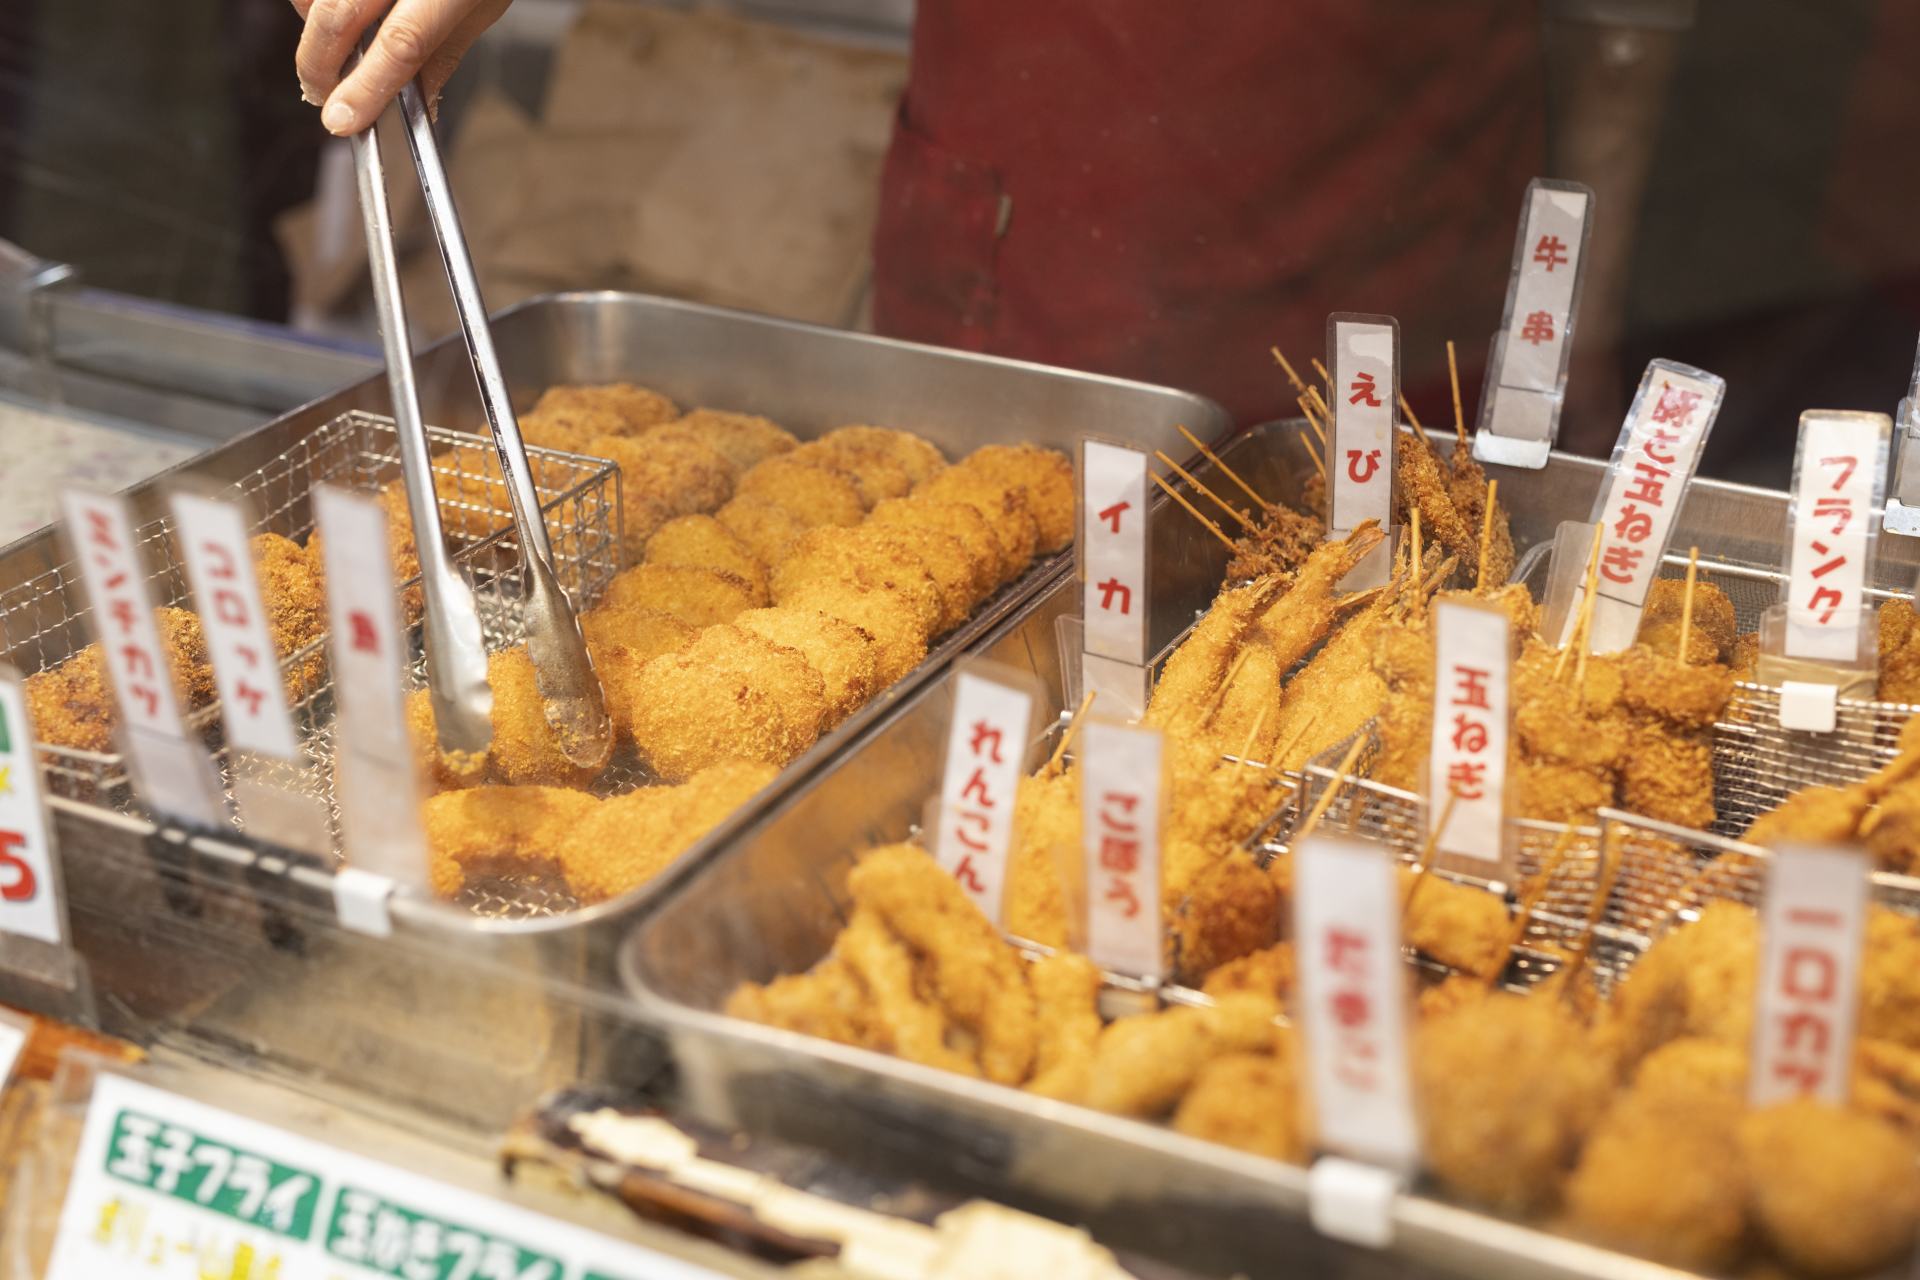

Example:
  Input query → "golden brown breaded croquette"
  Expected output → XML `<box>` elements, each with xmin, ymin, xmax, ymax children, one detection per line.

<box><xmin>588</xmin><ymin>432</ymin><xmax>737</xmax><ymax>561</ymax></box>
<box><xmin>791</xmin><ymin>438</ymin><xmax>913</xmax><ymax>509</ymax></box>
<box><xmin>1861</xmin><ymin>907</ymin><xmax>1920</xmax><ymax>1050</ymax></box>
<box><xmin>578</xmin><ymin>601</ymin><xmax>698</xmax><ymax>667</ymax></box>
<box><xmin>417</xmin><ymin>437</ymin><xmax>584</xmax><ymax>544</ymax></box>
<box><xmin>603</xmin><ymin>563</ymin><xmax>766</xmax><ymax>628</ymax></box>
<box><xmin>1172</xmin><ymin>1050</ymin><xmax>1308</xmax><ymax>1164</ymax></box>
<box><xmin>251</xmin><ymin>532</ymin><xmax>328</xmax><ymax>698</ymax></box>
<box><xmin>778</xmin><ymin>580</ymin><xmax>931</xmax><ymax>687</ymax></box>
<box><xmin>1880</xmin><ymin>598</ymin><xmax>1920</xmax><ymax>705</ymax></box>
<box><xmin>1416</xmin><ymin>993</ymin><xmax>1611</xmax><ymax>1215</ymax></box>
<box><xmin>626</xmin><ymin>625</ymin><xmax>826</xmax><ymax>781</ymax></box>
<box><xmin>1171</xmin><ymin>847</ymin><xmax>1280</xmax><ymax>980</ymax></box>
<box><xmin>732</xmin><ymin>454</ymin><xmax>867</xmax><ymax>530</ymax></box>
<box><xmin>732</xmin><ymin>607</ymin><xmax>880</xmax><ymax>727</ymax></box>
<box><xmin>23</xmin><ymin>645</ymin><xmax>117</xmax><ymax>753</ymax></box>
<box><xmin>868</xmin><ymin>495</ymin><xmax>1008</xmax><ymax>592</ymax></box>
<box><xmin>772</xmin><ymin>527</ymin><xmax>943</xmax><ymax>636</ymax></box>
<box><xmin>1081</xmin><ymin>995</ymin><xmax>1280</xmax><ymax>1117</ymax></box>
<box><xmin>1401</xmin><ymin>870</ymin><xmax>1511</xmax><ymax>979</ymax></box>
<box><xmin>532</xmin><ymin>382</ymin><xmax>679</xmax><ymax>435</ymax></box>
<box><xmin>156</xmin><ymin>607</ymin><xmax>217</xmax><ymax>708</ymax></box>
<box><xmin>1636</xmin><ymin>577</ymin><xmax>1737</xmax><ymax>662</ymax></box>
<box><xmin>819</xmin><ymin>425</ymin><xmax>948</xmax><ymax>487</ymax></box>
<box><xmin>1742</xmin><ymin>1100</ymin><xmax>1920</xmax><ymax>1277</ymax></box>
<box><xmin>1563</xmin><ymin>1086</ymin><xmax>1748</xmax><ymax>1271</ymax></box>
<box><xmin>956</xmin><ymin>443</ymin><xmax>1076</xmax><ymax>550</ymax></box>
<box><xmin>643</xmin><ymin>514</ymin><xmax>768</xmax><ymax>596</ymax></box>
<box><xmin>714</xmin><ymin>496</ymin><xmax>813</xmax><ymax>568</ymax></box>
<box><xmin>916</xmin><ymin>468</ymin><xmax>1043</xmax><ymax>580</ymax></box>
<box><xmin>420</xmin><ymin>784</ymin><xmax>601</xmax><ymax>899</ymax></box>
<box><xmin>407</xmin><ymin>646</ymin><xmax>603</xmax><ymax>791</ymax></box>
<box><xmin>405</xmin><ymin>687</ymin><xmax>488</xmax><ymax>791</ymax></box>
<box><xmin>1200</xmin><ymin>941</ymin><xmax>1295</xmax><ymax>1002</ymax></box>
<box><xmin>555</xmin><ymin>759</ymin><xmax>778</xmax><ymax>904</ymax></box>
<box><xmin>1601</xmin><ymin>901</ymin><xmax>1758</xmax><ymax>1073</ymax></box>
<box><xmin>1631</xmin><ymin>1036</ymin><xmax>1748</xmax><ymax>1099</ymax></box>
<box><xmin>666</xmin><ymin>408</ymin><xmax>798</xmax><ymax>474</ymax></box>
<box><xmin>855</xmin><ymin>522</ymin><xmax>983</xmax><ymax>632</ymax></box>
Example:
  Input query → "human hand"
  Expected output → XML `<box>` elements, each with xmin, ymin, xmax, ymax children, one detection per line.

<box><xmin>294</xmin><ymin>0</ymin><xmax>514</xmax><ymax>136</ymax></box>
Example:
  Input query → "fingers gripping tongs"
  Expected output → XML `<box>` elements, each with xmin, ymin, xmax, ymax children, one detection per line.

<box><xmin>345</xmin><ymin>39</ymin><xmax>612</xmax><ymax>772</ymax></box>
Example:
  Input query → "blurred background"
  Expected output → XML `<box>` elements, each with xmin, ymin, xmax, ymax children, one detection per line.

<box><xmin>3</xmin><ymin>0</ymin><xmax>1919</xmax><ymax>489</ymax></box>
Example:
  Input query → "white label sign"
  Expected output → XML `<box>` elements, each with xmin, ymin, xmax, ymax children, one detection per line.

<box><xmin>60</xmin><ymin>491</ymin><xmax>224</xmax><ymax>827</ymax></box>
<box><xmin>1080</xmin><ymin>439</ymin><xmax>1149</xmax><ymax>666</ymax></box>
<box><xmin>1427</xmin><ymin>600</ymin><xmax>1512</xmax><ymax>875</ymax></box>
<box><xmin>170</xmin><ymin>495</ymin><xmax>303</xmax><ymax>762</ymax></box>
<box><xmin>312</xmin><ymin>487</ymin><xmax>427</xmax><ymax>887</ymax></box>
<box><xmin>1783</xmin><ymin>413</ymin><xmax>1888</xmax><ymax>662</ymax></box>
<box><xmin>1292</xmin><ymin>834</ymin><xmax>1418</xmax><ymax>1172</ymax></box>
<box><xmin>1328</xmin><ymin>314</ymin><xmax>1398</xmax><ymax>590</ymax></box>
<box><xmin>1479</xmin><ymin>179</ymin><xmax>1592</xmax><ymax>457</ymax></box>
<box><xmin>45</xmin><ymin>1073</ymin><xmax>726</xmax><ymax>1280</ymax></box>
<box><xmin>1578</xmin><ymin>360</ymin><xmax>1726</xmax><ymax>652</ymax></box>
<box><xmin>0</xmin><ymin>672</ymin><xmax>68</xmax><ymax>946</ymax></box>
<box><xmin>1749</xmin><ymin>844</ymin><xmax>1868</xmax><ymax>1108</ymax></box>
<box><xmin>931</xmin><ymin>669</ymin><xmax>1035</xmax><ymax>924</ymax></box>
<box><xmin>0</xmin><ymin>1012</ymin><xmax>25</xmax><ymax>1088</ymax></box>
<box><xmin>1079</xmin><ymin>719</ymin><xmax>1164</xmax><ymax>981</ymax></box>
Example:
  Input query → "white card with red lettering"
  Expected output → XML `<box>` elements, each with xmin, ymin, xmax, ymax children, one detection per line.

<box><xmin>1328</xmin><ymin>314</ymin><xmax>1398</xmax><ymax>591</ymax></box>
<box><xmin>1749</xmin><ymin>843</ymin><xmax>1868</xmax><ymax>1108</ymax></box>
<box><xmin>1576</xmin><ymin>360</ymin><xmax>1726</xmax><ymax>652</ymax></box>
<box><xmin>1475</xmin><ymin>179</ymin><xmax>1593</xmax><ymax>468</ymax></box>
<box><xmin>60</xmin><ymin>490</ymin><xmax>224</xmax><ymax>828</ymax></box>
<box><xmin>931</xmin><ymin>666</ymin><xmax>1036</xmax><ymax>924</ymax></box>
<box><xmin>1080</xmin><ymin>438</ymin><xmax>1150</xmax><ymax>666</ymax></box>
<box><xmin>1078</xmin><ymin>718</ymin><xmax>1164</xmax><ymax>981</ymax></box>
<box><xmin>0</xmin><ymin>669</ymin><xmax>68</xmax><ymax>946</ymax></box>
<box><xmin>1292</xmin><ymin>833</ymin><xmax>1419</xmax><ymax>1172</ymax></box>
<box><xmin>1782</xmin><ymin>412</ymin><xmax>1889</xmax><ymax>662</ymax></box>
<box><xmin>169</xmin><ymin>494</ymin><xmax>303</xmax><ymax>763</ymax></box>
<box><xmin>312</xmin><ymin>485</ymin><xmax>427</xmax><ymax>887</ymax></box>
<box><xmin>1427</xmin><ymin>599</ymin><xmax>1512</xmax><ymax>877</ymax></box>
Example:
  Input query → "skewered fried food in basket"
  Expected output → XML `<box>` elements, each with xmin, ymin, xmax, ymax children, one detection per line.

<box><xmin>26</xmin><ymin>607</ymin><xmax>214</xmax><ymax>754</ymax></box>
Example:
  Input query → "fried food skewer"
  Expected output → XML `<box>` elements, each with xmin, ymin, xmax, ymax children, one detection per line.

<box><xmin>1272</xmin><ymin>348</ymin><xmax>1329</xmax><ymax>448</ymax></box>
<box><xmin>1490</xmin><ymin>826</ymin><xmax>1582</xmax><ymax>990</ymax></box>
<box><xmin>1152</xmin><ymin>473</ymin><xmax>1238</xmax><ymax>554</ymax></box>
<box><xmin>1155</xmin><ymin>451</ymin><xmax>1259</xmax><ymax>533</ymax></box>
<box><xmin>1477</xmin><ymin>480</ymin><xmax>1500</xmax><ymax>593</ymax></box>
<box><xmin>1233</xmin><ymin>703</ymin><xmax>1273</xmax><ymax>767</ymax></box>
<box><xmin>1678</xmin><ymin>547</ymin><xmax>1700</xmax><ymax>665</ymax></box>
<box><xmin>1555</xmin><ymin>522</ymin><xmax>1605</xmax><ymax>681</ymax></box>
<box><xmin>1311</xmin><ymin>357</ymin><xmax>1332</xmax><ymax>396</ymax></box>
<box><xmin>1294</xmin><ymin>735</ymin><xmax>1369</xmax><ymax>844</ymax></box>
<box><xmin>1176</xmin><ymin>424</ymin><xmax>1270</xmax><ymax>511</ymax></box>
<box><xmin>1402</xmin><ymin>790</ymin><xmax>1462</xmax><ymax>924</ymax></box>
<box><xmin>1555</xmin><ymin>820</ymin><xmax>1626</xmax><ymax>1004</ymax></box>
<box><xmin>1043</xmin><ymin>690</ymin><xmax>1097</xmax><ymax>777</ymax></box>
<box><xmin>1399</xmin><ymin>393</ymin><xmax>1423</xmax><ymax>432</ymax></box>
<box><xmin>1298</xmin><ymin>429</ymin><xmax>1327</xmax><ymax>483</ymax></box>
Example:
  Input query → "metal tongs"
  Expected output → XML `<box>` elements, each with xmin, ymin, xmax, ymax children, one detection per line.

<box><xmin>346</xmin><ymin>41</ymin><xmax>612</xmax><ymax>771</ymax></box>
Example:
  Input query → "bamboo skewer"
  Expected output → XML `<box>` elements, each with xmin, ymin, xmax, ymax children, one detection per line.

<box><xmin>1398</xmin><ymin>393</ymin><xmax>1423</xmax><ymax>433</ymax></box>
<box><xmin>1298</xmin><ymin>393</ymin><xmax>1330</xmax><ymax>440</ymax></box>
<box><xmin>1044</xmin><ymin>690</ymin><xmax>1097</xmax><ymax>776</ymax></box>
<box><xmin>1311</xmin><ymin>357</ymin><xmax>1333</xmax><ymax>395</ymax></box>
<box><xmin>1152</xmin><ymin>472</ymin><xmax>1238</xmax><ymax>554</ymax></box>
<box><xmin>1233</xmin><ymin>703</ymin><xmax>1272</xmax><ymax>769</ymax></box>
<box><xmin>1268</xmin><ymin>712</ymin><xmax>1322</xmax><ymax>774</ymax></box>
<box><xmin>1402</xmin><ymin>790</ymin><xmax>1462</xmax><ymax>923</ymax></box>
<box><xmin>1447</xmin><ymin>339</ymin><xmax>1468</xmax><ymax>448</ymax></box>
<box><xmin>1485</xmin><ymin>827</ymin><xmax>1580</xmax><ymax>991</ymax></box>
<box><xmin>1476</xmin><ymin>480</ymin><xmax>1499</xmax><ymax>593</ymax></box>
<box><xmin>1192</xmin><ymin>647</ymin><xmax>1256</xmax><ymax>732</ymax></box>
<box><xmin>1176</xmin><ymin>424</ymin><xmax>1270</xmax><ymax>511</ymax></box>
<box><xmin>1299</xmin><ymin>430</ymin><xmax>1327</xmax><ymax>482</ymax></box>
<box><xmin>1557</xmin><ymin>822</ymin><xmax>1627</xmax><ymax>1005</ymax></box>
<box><xmin>1294</xmin><ymin>736</ymin><xmax>1369</xmax><ymax>844</ymax></box>
<box><xmin>1308</xmin><ymin>385</ymin><xmax>1333</xmax><ymax>423</ymax></box>
<box><xmin>1555</xmin><ymin>522</ymin><xmax>1605</xmax><ymax>681</ymax></box>
<box><xmin>1274</xmin><ymin>348</ymin><xmax>1331</xmax><ymax>448</ymax></box>
<box><xmin>1677</xmin><ymin>546</ymin><xmax>1700</xmax><ymax>664</ymax></box>
<box><xmin>1156</xmin><ymin>450</ymin><xmax>1259</xmax><ymax>533</ymax></box>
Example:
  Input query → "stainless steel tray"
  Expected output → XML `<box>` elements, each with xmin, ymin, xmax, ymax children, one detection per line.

<box><xmin>619</xmin><ymin>422</ymin><xmax>1906</xmax><ymax>1279</ymax></box>
<box><xmin>0</xmin><ymin>290</ymin><xmax>1230</xmax><ymax>1129</ymax></box>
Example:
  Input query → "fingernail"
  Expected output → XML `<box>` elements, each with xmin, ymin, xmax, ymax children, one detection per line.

<box><xmin>300</xmin><ymin>80</ymin><xmax>321</xmax><ymax>106</ymax></box>
<box><xmin>322</xmin><ymin>99</ymin><xmax>356</xmax><ymax>135</ymax></box>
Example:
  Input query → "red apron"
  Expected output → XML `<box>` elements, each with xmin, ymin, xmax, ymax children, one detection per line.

<box><xmin>872</xmin><ymin>3</ymin><xmax>1545</xmax><ymax>424</ymax></box>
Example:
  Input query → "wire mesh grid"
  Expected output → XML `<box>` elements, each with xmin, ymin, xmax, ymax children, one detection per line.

<box><xmin>0</xmin><ymin>412</ymin><xmax>620</xmax><ymax>901</ymax></box>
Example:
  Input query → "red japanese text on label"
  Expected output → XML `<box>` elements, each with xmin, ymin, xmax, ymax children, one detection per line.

<box><xmin>1329</xmin><ymin>315</ymin><xmax>1397</xmax><ymax>590</ymax></box>
<box><xmin>1483</xmin><ymin>181</ymin><xmax>1590</xmax><ymax>449</ymax></box>
<box><xmin>171</xmin><ymin>494</ymin><xmax>303</xmax><ymax>762</ymax></box>
<box><xmin>1292</xmin><ymin>834</ymin><xmax>1419</xmax><ymax>1171</ymax></box>
<box><xmin>1427</xmin><ymin>601</ymin><xmax>1511</xmax><ymax>872</ymax></box>
<box><xmin>1078</xmin><ymin>719</ymin><xmax>1164</xmax><ymax>980</ymax></box>
<box><xmin>1080</xmin><ymin>440</ymin><xmax>1149</xmax><ymax>666</ymax></box>
<box><xmin>932</xmin><ymin>670</ymin><xmax>1035</xmax><ymax>923</ymax></box>
<box><xmin>0</xmin><ymin>675</ymin><xmax>65</xmax><ymax>946</ymax></box>
<box><xmin>1750</xmin><ymin>844</ymin><xmax>1868</xmax><ymax>1108</ymax></box>
<box><xmin>1784</xmin><ymin>414</ymin><xmax>1886</xmax><ymax>662</ymax></box>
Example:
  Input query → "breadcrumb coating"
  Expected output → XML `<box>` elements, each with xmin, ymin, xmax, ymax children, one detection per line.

<box><xmin>626</xmin><ymin>625</ymin><xmax>826</xmax><ymax>781</ymax></box>
<box><xmin>663</xmin><ymin>408</ymin><xmax>797</xmax><ymax>474</ymax></box>
<box><xmin>773</xmin><ymin>526</ymin><xmax>942</xmax><ymax>637</ymax></box>
<box><xmin>715</xmin><ymin>496</ymin><xmax>814</xmax><ymax>568</ymax></box>
<box><xmin>954</xmin><ymin>443</ymin><xmax>1075</xmax><ymax>551</ymax></box>
<box><xmin>733</xmin><ymin>455</ymin><xmax>866</xmax><ymax>530</ymax></box>
<box><xmin>644</xmin><ymin>514</ymin><xmax>768</xmax><ymax>596</ymax></box>
<box><xmin>868</xmin><ymin>496</ymin><xmax>1006</xmax><ymax>595</ymax></box>
<box><xmin>819</xmin><ymin>425</ymin><xmax>948</xmax><ymax>486</ymax></box>
<box><xmin>604</xmin><ymin>562</ymin><xmax>765</xmax><ymax>628</ymax></box>
<box><xmin>732</xmin><ymin>606</ymin><xmax>879</xmax><ymax>727</ymax></box>
<box><xmin>776</xmin><ymin>579</ymin><xmax>931</xmax><ymax>687</ymax></box>
<box><xmin>421</xmin><ymin>784</ymin><xmax>600</xmax><ymax>898</ymax></box>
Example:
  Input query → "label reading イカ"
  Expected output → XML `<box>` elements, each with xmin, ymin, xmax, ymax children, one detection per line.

<box><xmin>1079</xmin><ymin>438</ymin><xmax>1149</xmax><ymax>666</ymax></box>
<box><xmin>1782</xmin><ymin>412</ymin><xmax>1889</xmax><ymax>663</ymax></box>
<box><xmin>1426</xmin><ymin>599</ymin><xmax>1512</xmax><ymax>879</ymax></box>
<box><xmin>932</xmin><ymin>667</ymin><xmax>1035</xmax><ymax>925</ymax></box>
<box><xmin>1327</xmin><ymin>313</ymin><xmax>1398</xmax><ymax>590</ymax></box>
<box><xmin>1078</xmin><ymin>718</ymin><xmax>1165</xmax><ymax>981</ymax></box>
<box><xmin>1749</xmin><ymin>844</ymin><xmax>1869</xmax><ymax>1109</ymax></box>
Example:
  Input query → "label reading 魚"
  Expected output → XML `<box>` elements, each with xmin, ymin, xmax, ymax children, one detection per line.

<box><xmin>1327</xmin><ymin>313</ymin><xmax>1398</xmax><ymax>590</ymax></box>
<box><xmin>1577</xmin><ymin>360</ymin><xmax>1726</xmax><ymax>653</ymax></box>
<box><xmin>1426</xmin><ymin>600</ymin><xmax>1512</xmax><ymax>878</ymax></box>
<box><xmin>1292</xmin><ymin>833</ymin><xmax>1419</xmax><ymax>1173</ymax></box>
<box><xmin>1782</xmin><ymin>412</ymin><xmax>1889</xmax><ymax>663</ymax></box>
<box><xmin>931</xmin><ymin>668</ymin><xmax>1035</xmax><ymax>925</ymax></box>
<box><xmin>1078</xmin><ymin>718</ymin><xmax>1164</xmax><ymax>982</ymax></box>
<box><xmin>1477</xmin><ymin>178</ymin><xmax>1593</xmax><ymax>464</ymax></box>
<box><xmin>0</xmin><ymin>671</ymin><xmax>68</xmax><ymax>947</ymax></box>
<box><xmin>1749</xmin><ymin>843</ymin><xmax>1868</xmax><ymax>1109</ymax></box>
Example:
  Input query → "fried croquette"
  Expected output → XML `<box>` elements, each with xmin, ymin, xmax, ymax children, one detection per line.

<box><xmin>251</xmin><ymin>532</ymin><xmax>327</xmax><ymax>695</ymax></box>
<box><xmin>868</xmin><ymin>496</ymin><xmax>1007</xmax><ymax>592</ymax></box>
<box><xmin>667</xmin><ymin>408</ymin><xmax>798</xmax><ymax>473</ymax></box>
<box><xmin>1171</xmin><ymin>1049</ymin><xmax>1307</xmax><ymax>1164</ymax></box>
<box><xmin>25</xmin><ymin>606</ymin><xmax>217</xmax><ymax>753</ymax></box>
<box><xmin>1171</xmin><ymin>848</ymin><xmax>1280</xmax><ymax>980</ymax></box>
<box><xmin>1742</xmin><ymin>1100</ymin><xmax>1920</xmax><ymax>1277</ymax></box>
<box><xmin>792</xmin><ymin>438</ymin><xmax>913</xmax><ymax>509</ymax></box>
<box><xmin>626</xmin><ymin>625</ymin><xmax>826</xmax><ymax>781</ymax></box>
<box><xmin>532</xmin><ymin>382</ymin><xmax>679</xmax><ymax>435</ymax></box>
<box><xmin>407</xmin><ymin>646</ymin><xmax>603</xmax><ymax>791</ymax></box>
<box><xmin>1601</xmin><ymin>901</ymin><xmax>1758</xmax><ymax>1073</ymax></box>
<box><xmin>916</xmin><ymin>468</ymin><xmax>1043</xmax><ymax>580</ymax></box>
<box><xmin>603</xmin><ymin>562</ymin><xmax>766</xmax><ymax>628</ymax></box>
<box><xmin>733</xmin><ymin>455</ymin><xmax>867</xmax><ymax>530</ymax></box>
<box><xmin>579</xmin><ymin>602</ymin><xmax>698</xmax><ymax>667</ymax></box>
<box><xmin>643</xmin><ymin>514</ymin><xmax>769</xmax><ymax>596</ymax></box>
<box><xmin>732</xmin><ymin>607</ymin><xmax>880</xmax><ymax>727</ymax></box>
<box><xmin>820</xmin><ymin>426</ymin><xmax>948</xmax><ymax>487</ymax></box>
<box><xmin>1416</xmin><ymin>993</ymin><xmax>1610</xmax><ymax>1215</ymax></box>
<box><xmin>850</xmin><ymin>844</ymin><xmax>1039</xmax><ymax>1085</ymax></box>
<box><xmin>406</xmin><ymin>687</ymin><xmax>488</xmax><ymax>791</ymax></box>
<box><xmin>955</xmin><ymin>444</ymin><xmax>1075</xmax><ymax>550</ymax></box>
<box><xmin>420</xmin><ymin>784</ymin><xmax>601</xmax><ymax>898</ymax></box>
<box><xmin>588</xmin><ymin>432</ymin><xmax>737</xmax><ymax>559</ymax></box>
<box><xmin>778</xmin><ymin>579</ymin><xmax>931</xmax><ymax>687</ymax></box>
<box><xmin>715</xmin><ymin>496</ymin><xmax>814</xmax><ymax>568</ymax></box>
<box><xmin>1881</xmin><ymin>598</ymin><xmax>1920</xmax><ymax>704</ymax></box>
<box><xmin>1080</xmin><ymin>995</ymin><xmax>1280</xmax><ymax>1117</ymax></box>
<box><xmin>858</xmin><ymin>521</ymin><xmax>985</xmax><ymax>631</ymax></box>
<box><xmin>772</xmin><ymin>527</ymin><xmax>943</xmax><ymax>636</ymax></box>
<box><xmin>556</xmin><ymin>759</ymin><xmax>778</xmax><ymax>903</ymax></box>
<box><xmin>1400</xmin><ymin>869</ymin><xmax>1511</xmax><ymax>979</ymax></box>
<box><xmin>417</xmin><ymin>437</ymin><xmax>581</xmax><ymax>544</ymax></box>
<box><xmin>1200</xmin><ymin>941</ymin><xmax>1295</xmax><ymax>1002</ymax></box>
